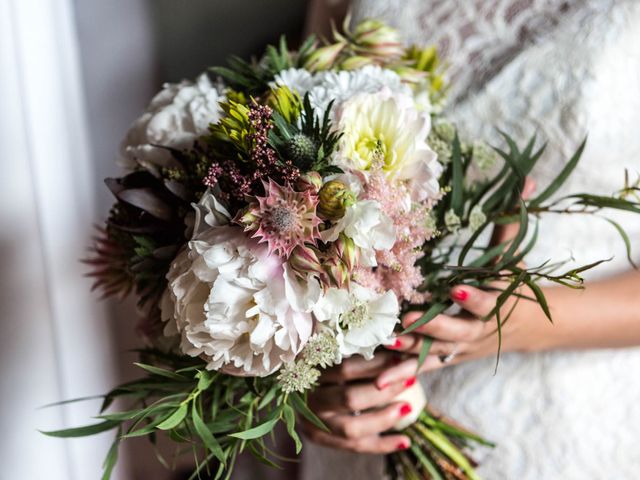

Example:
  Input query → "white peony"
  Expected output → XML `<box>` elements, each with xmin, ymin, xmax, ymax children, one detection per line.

<box><xmin>313</xmin><ymin>284</ymin><xmax>399</xmax><ymax>360</ymax></box>
<box><xmin>273</xmin><ymin>65</ymin><xmax>412</xmax><ymax>120</ymax></box>
<box><xmin>321</xmin><ymin>199</ymin><xmax>396</xmax><ymax>267</ymax></box>
<box><xmin>333</xmin><ymin>88</ymin><xmax>443</xmax><ymax>202</ymax></box>
<box><xmin>161</xmin><ymin>195</ymin><xmax>321</xmax><ymax>376</ymax></box>
<box><xmin>119</xmin><ymin>73</ymin><xmax>224</xmax><ymax>171</ymax></box>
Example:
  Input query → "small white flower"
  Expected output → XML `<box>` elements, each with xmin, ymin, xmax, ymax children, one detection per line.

<box><xmin>313</xmin><ymin>284</ymin><xmax>400</xmax><ymax>360</ymax></box>
<box><xmin>472</xmin><ymin>140</ymin><xmax>498</xmax><ymax>171</ymax></box>
<box><xmin>274</xmin><ymin>65</ymin><xmax>411</xmax><ymax>120</ymax></box>
<box><xmin>444</xmin><ymin>209</ymin><xmax>462</xmax><ymax>233</ymax></box>
<box><xmin>119</xmin><ymin>73</ymin><xmax>224</xmax><ymax>171</ymax></box>
<box><xmin>301</xmin><ymin>328</ymin><xmax>340</xmax><ymax>368</ymax></box>
<box><xmin>321</xmin><ymin>199</ymin><xmax>396</xmax><ymax>267</ymax></box>
<box><xmin>469</xmin><ymin>204</ymin><xmax>487</xmax><ymax>232</ymax></box>
<box><xmin>277</xmin><ymin>360</ymin><xmax>320</xmax><ymax>394</ymax></box>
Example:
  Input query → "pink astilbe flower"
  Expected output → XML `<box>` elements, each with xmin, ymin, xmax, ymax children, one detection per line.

<box><xmin>239</xmin><ymin>179</ymin><xmax>322</xmax><ymax>258</ymax></box>
<box><xmin>361</xmin><ymin>168</ymin><xmax>441</xmax><ymax>303</ymax></box>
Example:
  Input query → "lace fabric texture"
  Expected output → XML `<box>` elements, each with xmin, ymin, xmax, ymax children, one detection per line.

<box><xmin>302</xmin><ymin>1</ymin><xmax>640</xmax><ymax>479</ymax></box>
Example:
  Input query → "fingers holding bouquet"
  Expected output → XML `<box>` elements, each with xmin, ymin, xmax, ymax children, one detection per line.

<box><xmin>381</xmin><ymin>283</ymin><xmax>538</xmax><ymax>378</ymax></box>
<box><xmin>302</xmin><ymin>353</ymin><xmax>414</xmax><ymax>453</ymax></box>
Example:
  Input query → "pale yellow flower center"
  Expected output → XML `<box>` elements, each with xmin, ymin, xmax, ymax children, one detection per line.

<box><xmin>341</xmin><ymin>299</ymin><xmax>371</xmax><ymax>329</ymax></box>
<box><xmin>355</xmin><ymin>135</ymin><xmax>388</xmax><ymax>169</ymax></box>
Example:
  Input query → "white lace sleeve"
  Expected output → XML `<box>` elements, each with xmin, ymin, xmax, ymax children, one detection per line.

<box><xmin>351</xmin><ymin>0</ymin><xmax>584</xmax><ymax>102</ymax></box>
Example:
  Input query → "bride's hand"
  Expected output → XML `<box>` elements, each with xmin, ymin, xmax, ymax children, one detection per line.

<box><xmin>375</xmin><ymin>283</ymin><xmax>542</xmax><ymax>387</ymax></box>
<box><xmin>301</xmin><ymin>352</ymin><xmax>415</xmax><ymax>453</ymax></box>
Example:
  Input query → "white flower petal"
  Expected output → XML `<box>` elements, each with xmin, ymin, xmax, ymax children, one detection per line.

<box><xmin>161</xmin><ymin>225</ymin><xmax>313</xmax><ymax>376</ymax></box>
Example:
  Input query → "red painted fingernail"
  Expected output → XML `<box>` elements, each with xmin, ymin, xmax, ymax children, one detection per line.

<box><xmin>399</xmin><ymin>403</ymin><xmax>412</xmax><ymax>416</ymax></box>
<box><xmin>396</xmin><ymin>440</ymin><xmax>410</xmax><ymax>450</ymax></box>
<box><xmin>388</xmin><ymin>338</ymin><xmax>402</xmax><ymax>349</ymax></box>
<box><xmin>403</xmin><ymin>377</ymin><xmax>416</xmax><ymax>388</ymax></box>
<box><xmin>452</xmin><ymin>289</ymin><xmax>468</xmax><ymax>301</ymax></box>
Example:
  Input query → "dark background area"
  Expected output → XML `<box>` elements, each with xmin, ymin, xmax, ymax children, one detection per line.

<box><xmin>151</xmin><ymin>0</ymin><xmax>309</xmax><ymax>82</ymax></box>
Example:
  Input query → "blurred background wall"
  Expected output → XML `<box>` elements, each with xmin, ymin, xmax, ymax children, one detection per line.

<box><xmin>1</xmin><ymin>0</ymin><xmax>308</xmax><ymax>479</ymax></box>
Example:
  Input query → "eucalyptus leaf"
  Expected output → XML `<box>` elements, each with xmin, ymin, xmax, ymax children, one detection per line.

<box><xmin>603</xmin><ymin>217</ymin><xmax>637</xmax><ymax>268</ymax></box>
<box><xmin>101</xmin><ymin>429</ymin><xmax>121</xmax><ymax>480</ymax></box>
<box><xmin>450</xmin><ymin>134</ymin><xmax>464</xmax><ymax>215</ymax></box>
<box><xmin>156</xmin><ymin>403</ymin><xmax>188</xmax><ymax>431</ymax></box>
<box><xmin>133</xmin><ymin>362</ymin><xmax>189</xmax><ymax>381</ymax></box>
<box><xmin>530</xmin><ymin>137</ymin><xmax>587</xmax><ymax>207</ymax></box>
<box><xmin>41</xmin><ymin>420</ymin><xmax>120</xmax><ymax>438</ymax></box>
<box><xmin>402</xmin><ymin>303</ymin><xmax>449</xmax><ymax>335</ymax></box>
<box><xmin>416</xmin><ymin>336</ymin><xmax>434</xmax><ymax>371</ymax></box>
<box><xmin>283</xmin><ymin>405</ymin><xmax>302</xmax><ymax>454</ymax></box>
<box><xmin>192</xmin><ymin>404</ymin><xmax>225</xmax><ymax>462</ymax></box>
<box><xmin>290</xmin><ymin>392</ymin><xmax>329</xmax><ymax>432</ymax></box>
<box><xmin>229</xmin><ymin>417</ymin><xmax>279</xmax><ymax>440</ymax></box>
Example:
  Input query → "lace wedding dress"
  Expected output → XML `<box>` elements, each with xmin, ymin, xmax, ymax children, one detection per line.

<box><xmin>301</xmin><ymin>1</ymin><xmax>640</xmax><ymax>479</ymax></box>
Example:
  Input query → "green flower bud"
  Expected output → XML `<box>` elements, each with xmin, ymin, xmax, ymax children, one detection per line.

<box><xmin>286</xmin><ymin>133</ymin><xmax>317</xmax><ymax>169</ymax></box>
<box><xmin>289</xmin><ymin>245</ymin><xmax>324</xmax><ymax>278</ymax></box>
<box><xmin>340</xmin><ymin>55</ymin><xmax>375</xmax><ymax>71</ymax></box>
<box><xmin>322</xmin><ymin>256</ymin><xmax>350</xmax><ymax>289</ymax></box>
<box><xmin>444</xmin><ymin>209</ymin><xmax>462</xmax><ymax>233</ymax></box>
<box><xmin>391</xmin><ymin>66</ymin><xmax>428</xmax><ymax>84</ymax></box>
<box><xmin>335</xmin><ymin>234</ymin><xmax>359</xmax><ymax>270</ymax></box>
<box><xmin>304</xmin><ymin>43</ymin><xmax>345</xmax><ymax>72</ymax></box>
<box><xmin>296</xmin><ymin>172</ymin><xmax>323</xmax><ymax>193</ymax></box>
<box><xmin>352</xmin><ymin>19</ymin><xmax>403</xmax><ymax>59</ymax></box>
<box><xmin>318</xmin><ymin>180</ymin><xmax>354</xmax><ymax>220</ymax></box>
<box><xmin>469</xmin><ymin>205</ymin><xmax>487</xmax><ymax>232</ymax></box>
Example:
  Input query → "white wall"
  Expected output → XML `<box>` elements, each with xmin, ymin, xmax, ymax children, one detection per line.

<box><xmin>0</xmin><ymin>0</ymin><xmax>131</xmax><ymax>478</ymax></box>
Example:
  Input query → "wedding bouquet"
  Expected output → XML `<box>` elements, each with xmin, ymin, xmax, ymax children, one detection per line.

<box><xmin>44</xmin><ymin>17</ymin><xmax>640</xmax><ymax>480</ymax></box>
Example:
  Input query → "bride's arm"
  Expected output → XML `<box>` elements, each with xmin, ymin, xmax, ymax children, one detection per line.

<box><xmin>375</xmin><ymin>269</ymin><xmax>640</xmax><ymax>385</ymax></box>
<box><xmin>305</xmin><ymin>0</ymin><xmax>349</xmax><ymax>38</ymax></box>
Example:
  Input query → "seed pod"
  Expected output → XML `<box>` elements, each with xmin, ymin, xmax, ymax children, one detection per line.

<box><xmin>318</xmin><ymin>180</ymin><xmax>353</xmax><ymax>220</ymax></box>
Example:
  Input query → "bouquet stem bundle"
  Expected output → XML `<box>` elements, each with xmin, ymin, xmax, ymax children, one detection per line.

<box><xmin>390</xmin><ymin>408</ymin><xmax>493</xmax><ymax>480</ymax></box>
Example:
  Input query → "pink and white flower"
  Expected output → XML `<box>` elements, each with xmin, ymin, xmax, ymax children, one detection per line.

<box><xmin>161</xmin><ymin>212</ymin><xmax>321</xmax><ymax>376</ymax></box>
<box><xmin>239</xmin><ymin>180</ymin><xmax>322</xmax><ymax>258</ymax></box>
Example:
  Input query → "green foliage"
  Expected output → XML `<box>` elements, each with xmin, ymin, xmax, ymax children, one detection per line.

<box><xmin>42</xmin><ymin>358</ymin><xmax>323</xmax><ymax>480</ymax></box>
<box><xmin>387</xmin><ymin>408</ymin><xmax>491</xmax><ymax>480</ymax></box>
<box><xmin>207</xmin><ymin>98</ymin><xmax>253</xmax><ymax>157</ymax></box>
<box><xmin>268</xmin><ymin>93</ymin><xmax>342</xmax><ymax>174</ymax></box>
<box><xmin>416</xmin><ymin>128</ymin><xmax>639</xmax><ymax>371</ymax></box>
<box><xmin>211</xmin><ymin>35</ymin><xmax>316</xmax><ymax>95</ymax></box>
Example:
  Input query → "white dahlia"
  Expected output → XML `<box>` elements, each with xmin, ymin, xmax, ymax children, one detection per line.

<box><xmin>119</xmin><ymin>73</ymin><xmax>224</xmax><ymax>171</ymax></box>
<box><xmin>333</xmin><ymin>88</ymin><xmax>443</xmax><ymax>202</ymax></box>
<box><xmin>273</xmin><ymin>65</ymin><xmax>411</xmax><ymax>119</ymax></box>
<box><xmin>161</xmin><ymin>223</ymin><xmax>320</xmax><ymax>376</ymax></box>
<box><xmin>313</xmin><ymin>284</ymin><xmax>399</xmax><ymax>360</ymax></box>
